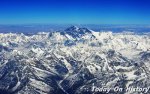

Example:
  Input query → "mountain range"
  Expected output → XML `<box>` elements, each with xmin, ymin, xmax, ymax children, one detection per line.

<box><xmin>0</xmin><ymin>26</ymin><xmax>150</xmax><ymax>94</ymax></box>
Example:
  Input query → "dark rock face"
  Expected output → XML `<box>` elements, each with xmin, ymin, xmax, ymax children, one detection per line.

<box><xmin>62</xmin><ymin>26</ymin><xmax>92</xmax><ymax>38</ymax></box>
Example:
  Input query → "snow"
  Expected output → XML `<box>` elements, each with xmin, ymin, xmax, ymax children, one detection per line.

<box><xmin>0</xmin><ymin>26</ymin><xmax>150</xmax><ymax>94</ymax></box>
<box><xmin>29</xmin><ymin>78</ymin><xmax>51</xmax><ymax>92</ymax></box>
<box><xmin>11</xmin><ymin>81</ymin><xmax>21</xmax><ymax>92</ymax></box>
<box><xmin>31</xmin><ymin>47</ymin><xmax>44</xmax><ymax>56</ymax></box>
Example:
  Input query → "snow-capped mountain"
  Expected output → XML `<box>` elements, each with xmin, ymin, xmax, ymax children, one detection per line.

<box><xmin>0</xmin><ymin>26</ymin><xmax>150</xmax><ymax>94</ymax></box>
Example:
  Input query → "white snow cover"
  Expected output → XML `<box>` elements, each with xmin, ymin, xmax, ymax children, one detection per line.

<box><xmin>0</xmin><ymin>27</ymin><xmax>150</xmax><ymax>94</ymax></box>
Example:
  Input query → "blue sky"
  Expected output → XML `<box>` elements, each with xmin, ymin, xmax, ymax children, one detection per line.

<box><xmin>0</xmin><ymin>0</ymin><xmax>150</xmax><ymax>24</ymax></box>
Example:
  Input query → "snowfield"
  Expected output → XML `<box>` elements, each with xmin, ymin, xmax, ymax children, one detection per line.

<box><xmin>0</xmin><ymin>26</ymin><xmax>150</xmax><ymax>94</ymax></box>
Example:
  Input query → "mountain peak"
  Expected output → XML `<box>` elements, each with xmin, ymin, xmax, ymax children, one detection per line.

<box><xmin>62</xmin><ymin>26</ymin><xmax>92</xmax><ymax>38</ymax></box>
<box><xmin>65</xmin><ymin>26</ymin><xmax>79</xmax><ymax>31</ymax></box>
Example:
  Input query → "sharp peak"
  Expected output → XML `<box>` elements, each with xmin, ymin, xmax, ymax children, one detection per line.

<box><xmin>65</xmin><ymin>25</ymin><xmax>91</xmax><ymax>32</ymax></box>
<box><xmin>65</xmin><ymin>25</ymin><xmax>79</xmax><ymax>31</ymax></box>
<box><xmin>69</xmin><ymin>25</ymin><xmax>79</xmax><ymax>28</ymax></box>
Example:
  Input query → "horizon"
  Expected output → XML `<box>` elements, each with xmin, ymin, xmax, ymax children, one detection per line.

<box><xmin>0</xmin><ymin>24</ymin><xmax>150</xmax><ymax>34</ymax></box>
<box><xmin>0</xmin><ymin>0</ymin><xmax>150</xmax><ymax>24</ymax></box>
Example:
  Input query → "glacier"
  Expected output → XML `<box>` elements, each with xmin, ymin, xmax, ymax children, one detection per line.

<box><xmin>0</xmin><ymin>26</ymin><xmax>150</xmax><ymax>94</ymax></box>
